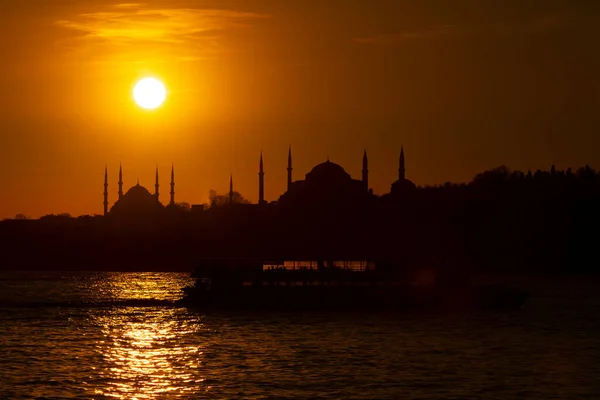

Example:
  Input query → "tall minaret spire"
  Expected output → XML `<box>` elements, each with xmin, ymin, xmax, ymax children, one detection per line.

<box><xmin>103</xmin><ymin>165</ymin><xmax>108</xmax><ymax>216</ymax></box>
<box><xmin>118</xmin><ymin>163</ymin><xmax>123</xmax><ymax>200</ymax></box>
<box><xmin>287</xmin><ymin>146</ymin><xmax>293</xmax><ymax>191</ymax></box>
<box><xmin>258</xmin><ymin>152</ymin><xmax>265</xmax><ymax>204</ymax></box>
<box><xmin>155</xmin><ymin>165</ymin><xmax>159</xmax><ymax>201</ymax></box>
<box><xmin>399</xmin><ymin>146</ymin><xmax>406</xmax><ymax>180</ymax></box>
<box><xmin>362</xmin><ymin>149</ymin><xmax>368</xmax><ymax>190</ymax></box>
<box><xmin>170</xmin><ymin>164</ymin><xmax>175</xmax><ymax>206</ymax></box>
<box><xmin>229</xmin><ymin>174</ymin><xmax>234</xmax><ymax>204</ymax></box>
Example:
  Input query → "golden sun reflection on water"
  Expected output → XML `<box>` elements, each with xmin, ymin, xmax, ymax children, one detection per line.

<box><xmin>93</xmin><ymin>309</ymin><xmax>207</xmax><ymax>399</ymax></box>
<box><xmin>87</xmin><ymin>274</ymin><xmax>207</xmax><ymax>399</ymax></box>
<box><xmin>87</xmin><ymin>272</ymin><xmax>194</xmax><ymax>301</ymax></box>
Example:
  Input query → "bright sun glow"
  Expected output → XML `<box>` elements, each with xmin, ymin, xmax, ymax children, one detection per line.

<box><xmin>133</xmin><ymin>77</ymin><xmax>166</xmax><ymax>109</ymax></box>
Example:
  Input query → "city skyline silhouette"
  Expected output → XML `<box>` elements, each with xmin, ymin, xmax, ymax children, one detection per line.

<box><xmin>98</xmin><ymin>146</ymin><xmax>413</xmax><ymax>216</ymax></box>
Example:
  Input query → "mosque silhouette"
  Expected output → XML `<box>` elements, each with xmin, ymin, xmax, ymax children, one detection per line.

<box><xmin>102</xmin><ymin>147</ymin><xmax>415</xmax><ymax>217</ymax></box>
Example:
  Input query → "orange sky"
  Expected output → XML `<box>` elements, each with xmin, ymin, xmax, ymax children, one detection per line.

<box><xmin>1</xmin><ymin>1</ymin><xmax>600</xmax><ymax>218</ymax></box>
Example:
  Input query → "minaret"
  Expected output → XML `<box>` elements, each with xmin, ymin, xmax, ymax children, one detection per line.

<box><xmin>103</xmin><ymin>165</ymin><xmax>108</xmax><ymax>216</ymax></box>
<box><xmin>362</xmin><ymin>149</ymin><xmax>368</xmax><ymax>190</ymax></box>
<box><xmin>258</xmin><ymin>152</ymin><xmax>265</xmax><ymax>204</ymax></box>
<box><xmin>399</xmin><ymin>146</ymin><xmax>406</xmax><ymax>180</ymax></box>
<box><xmin>287</xmin><ymin>146</ymin><xmax>293</xmax><ymax>191</ymax></box>
<box><xmin>229</xmin><ymin>174</ymin><xmax>234</xmax><ymax>204</ymax></box>
<box><xmin>169</xmin><ymin>164</ymin><xmax>175</xmax><ymax>206</ymax></box>
<box><xmin>155</xmin><ymin>165</ymin><xmax>159</xmax><ymax>201</ymax></box>
<box><xmin>118</xmin><ymin>163</ymin><xmax>123</xmax><ymax>200</ymax></box>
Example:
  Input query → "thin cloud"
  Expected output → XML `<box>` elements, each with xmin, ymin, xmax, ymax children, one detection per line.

<box><xmin>355</xmin><ymin>14</ymin><xmax>569</xmax><ymax>45</ymax></box>
<box><xmin>56</xmin><ymin>3</ymin><xmax>268</xmax><ymax>60</ymax></box>
<box><xmin>355</xmin><ymin>25</ymin><xmax>460</xmax><ymax>45</ymax></box>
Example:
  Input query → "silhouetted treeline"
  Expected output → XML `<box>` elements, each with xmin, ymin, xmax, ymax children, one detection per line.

<box><xmin>1</xmin><ymin>165</ymin><xmax>600</xmax><ymax>274</ymax></box>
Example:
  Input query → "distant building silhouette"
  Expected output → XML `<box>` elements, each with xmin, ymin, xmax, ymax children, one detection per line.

<box><xmin>106</xmin><ymin>166</ymin><xmax>164</xmax><ymax>218</ymax></box>
<box><xmin>229</xmin><ymin>175</ymin><xmax>234</xmax><ymax>204</ymax></box>
<box><xmin>155</xmin><ymin>166</ymin><xmax>159</xmax><ymax>202</ymax></box>
<box><xmin>170</xmin><ymin>164</ymin><xmax>175</xmax><ymax>206</ymax></box>
<box><xmin>258</xmin><ymin>152</ymin><xmax>265</xmax><ymax>205</ymax></box>
<box><xmin>399</xmin><ymin>146</ymin><xmax>405</xmax><ymax>179</ymax></box>
<box><xmin>287</xmin><ymin>146</ymin><xmax>293</xmax><ymax>191</ymax></box>
<box><xmin>388</xmin><ymin>146</ymin><xmax>416</xmax><ymax>195</ymax></box>
<box><xmin>362</xmin><ymin>149</ymin><xmax>368</xmax><ymax>191</ymax></box>
<box><xmin>103</xmin><ymin>165</ymin><xmax>108</xmax><ymax>216</ymax></box>
<box><xmin>118</xmin><ymin>164</ymin><xmax>124</xmax><ymax>200</ymax></box>
<box><xmin>278</xmin><ymin>158</ymin><xmax>372</xmax><ymax>209</ymax></box>
<box><xmin>110</xmin><ymin>183</ymin><xmax>163</xmax><ymax>217</ymax></box>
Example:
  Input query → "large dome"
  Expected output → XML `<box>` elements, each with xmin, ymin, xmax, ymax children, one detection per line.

<box><xmin>278</xmin><ymin>158</ymin><xmax>373</xmax><ymax>209</ymax></box>
<box><xmin>306</xmin><ymin>160</ymin><xmax>351</xmax><ymax>183</ymax></box>
<box><xmin>109</xmin><ymin>183</ymin><xmax>163</xmax><ymax>217</ymax></box>
<box><xmin>124</xmin><ymin>184</ymin><xmax>153</xmax><ymax>199</ymax></box>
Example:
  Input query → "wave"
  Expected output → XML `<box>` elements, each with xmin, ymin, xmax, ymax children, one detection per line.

<box><xmin>0</xmin><ymin>298</ymin><xmax>182</xmax><ymax>309</ymax></box>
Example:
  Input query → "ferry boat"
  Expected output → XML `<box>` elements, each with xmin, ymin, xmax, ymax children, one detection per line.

<box><xmin>177</xmin><ymin>258</ymin><xmax>530</xmax><ymax>311</ymax></box>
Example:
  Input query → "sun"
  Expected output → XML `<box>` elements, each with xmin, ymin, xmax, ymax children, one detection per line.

<box><xmin>133</xmin><ymin>77</ymin><xmax>166</xmax><ymax>109</ymax></box>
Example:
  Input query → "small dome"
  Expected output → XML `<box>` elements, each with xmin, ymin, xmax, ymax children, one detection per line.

<box><xmin>306</xmin><ymin>160</ymin><xmax>351</xmax><ymax>182</ymax></box>
<box><xmin>391</xmin><ymin>178</ymin><xmax>416</xmax><ymax>193</ymax></box>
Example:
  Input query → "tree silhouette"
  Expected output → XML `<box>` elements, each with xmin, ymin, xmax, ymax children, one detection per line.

<box><xmin>176</xmin><ymin>202</ymin><xmax>191</xmax><ymax>211</ymax></box>
<box><xmin>208</xmin><ymin>190</ymin><xmax>251</xmax><ymax>208</ymax></box>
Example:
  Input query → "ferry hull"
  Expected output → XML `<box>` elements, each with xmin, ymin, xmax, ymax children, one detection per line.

<box><xmin>177</xmin><ymin>284</ymin><xmax>529</xmax><ymax>312</ymax></box>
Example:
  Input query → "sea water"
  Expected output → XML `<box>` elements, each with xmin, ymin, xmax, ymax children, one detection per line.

<box><xmin>0</xmin><ymin>271</ymin><xmax>599</xmax><ymax>399</ymax></box>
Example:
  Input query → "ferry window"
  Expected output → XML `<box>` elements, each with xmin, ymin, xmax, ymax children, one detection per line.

<box><xmin>284</xmin><ymin>261</ymin><xmax>295</xmax><ymax>270</ymax></box>
<box><xmin>296</xmin><ymin>261</ymin><xmax>312</xmax><ymax>269</ymax></box>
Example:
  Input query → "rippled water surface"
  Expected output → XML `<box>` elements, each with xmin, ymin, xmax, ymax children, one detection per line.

<box><xmin>1</xmin><ymin>271</ymin><xmax>599</xmax><ymax>399</ymax></box>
